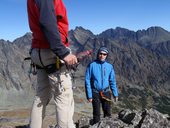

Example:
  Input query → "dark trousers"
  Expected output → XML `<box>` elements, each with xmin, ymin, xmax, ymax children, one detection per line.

<box><xmin>92</xmin><ymin>91</ymin><xmax>111</xmax><ymax>124</ymax></box>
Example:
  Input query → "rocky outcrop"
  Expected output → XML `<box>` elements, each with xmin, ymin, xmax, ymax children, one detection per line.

<box><xmin>77</xmin><ymin>109</ymin><xmax>170</xmax><ymax>128</ymax></box>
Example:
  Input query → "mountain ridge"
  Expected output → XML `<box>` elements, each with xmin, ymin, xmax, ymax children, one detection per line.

<box><xmin>0</xmin><ymin>26</ymin><xmax>170</xmax><ymax>115</ymax></box>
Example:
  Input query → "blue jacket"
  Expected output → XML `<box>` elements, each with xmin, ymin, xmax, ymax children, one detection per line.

<box><xmin>85</xmin><ymin>59</ymin><xmax>118</xmax><ymax>99</ymax></box>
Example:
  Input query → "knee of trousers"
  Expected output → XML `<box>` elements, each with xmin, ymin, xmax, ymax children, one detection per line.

<box><xmin>33</xmin><ymin>96</ymin><xmax>51</xmax><ymax>107</ymax></box>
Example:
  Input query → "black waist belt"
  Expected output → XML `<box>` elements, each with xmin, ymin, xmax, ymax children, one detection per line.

<box><xmin>36</xmin><ymin>64</ymin><xmax>58</xmax><ymax>74</ymax></box>
<box><xmin>92</xmin><ymin>86</ymin><xmax>109</xmax><ymax>93</ymax></box>
<box><xmin>36</xmin><ymin>63</ymin><xmax>65</xmax><ymax>74</ymax></box>
<box><xmin>36</xmin><ymin>65</ymin><xmax>44</xmax><ymax>69</ymax></box>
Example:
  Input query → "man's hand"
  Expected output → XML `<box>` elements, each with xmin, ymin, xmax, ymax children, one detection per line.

<box><xmin>113</xmin><ymin>97</ymin><xmax>118</xmax><ymax>102</ymax></box>
<box><xmin>63</xmin><ymin>54</ymin><xmax>78</xmax><ymax>65</ymax></box>
<box><xmin>88</xmin><ymin>98</ymin><xmax>93</xmax><ymax>102</ymax></box>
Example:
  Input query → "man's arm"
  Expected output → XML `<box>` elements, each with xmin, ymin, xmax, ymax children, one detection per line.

<box><xmin>35</xmin><ymin>0</ymin><xmax>70</xmax><ymax>59</ymax></box>
<box><xmin>85</xmin><ymin>64</ymin><xmax>93</xmax><ymax>100</ymax></box>
<box><xmin>109</xmin><ymin>66</ymin><xmax>118</xmax><ymax>97</ymax></box>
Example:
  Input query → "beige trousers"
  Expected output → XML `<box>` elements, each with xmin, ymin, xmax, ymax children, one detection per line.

<box><xmin>30</xmin><ymin>49</ymin><xmax>75</xmax><ymax>128</ymax></box>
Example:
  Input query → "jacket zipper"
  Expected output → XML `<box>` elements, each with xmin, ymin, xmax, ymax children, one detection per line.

<box><xmin>101</xmin><ymin>63</ymin><xmax>103</xmax><ymax>90</ymax></box>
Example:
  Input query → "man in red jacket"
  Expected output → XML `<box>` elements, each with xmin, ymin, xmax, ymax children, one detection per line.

<box><xmin>27</xmin><ymin>0</ymin><xmax>77</xmax><ymax>127</ymax></box>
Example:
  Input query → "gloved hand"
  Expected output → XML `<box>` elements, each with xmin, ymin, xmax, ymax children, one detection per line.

<box><xmin>113</xmin><ymin>97</ymin><xmax>118</xmax><ymax>102</ymax></box>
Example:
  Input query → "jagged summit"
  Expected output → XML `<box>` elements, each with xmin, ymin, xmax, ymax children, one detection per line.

<box><xmin>98</xmin><ymin>26</ymin><xmax>170</xmax><ymax>46</ymax></box>
<box><xmin>136</xmin><ymin>26</ymin><xmax>170</xmax><ymax>45</ymax></box>
<box><xmin>99</xmin><ymin>27</ymin><xmax>134</xmax><ymax>38</ymax></box>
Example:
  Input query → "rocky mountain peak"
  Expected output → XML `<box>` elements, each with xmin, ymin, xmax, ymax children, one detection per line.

<box><xmin>70</xmin><ymin>26</ymin><xmax>95</xmax><ymax>37</ymax></box>
<box><xmin>136</xmin><ymin>26</ymin><xmax>170</xmax><ymax>45</ymax></box>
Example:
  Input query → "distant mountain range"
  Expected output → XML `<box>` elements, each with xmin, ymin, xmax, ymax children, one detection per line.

<box><xmin>69</xmin><ymin>26</ymin><xmax>170</xmax><ymax>90</ymax></box>
<box><xmin>0</xmin><ymin>26</ymin><xmax>170</xmax><ymax>115</ymax></box>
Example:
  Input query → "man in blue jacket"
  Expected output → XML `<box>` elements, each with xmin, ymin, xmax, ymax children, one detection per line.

<box><xmin>85</xmin><ymin>47</ymin><xmax>118</xmax><ymax>124</ymax></box>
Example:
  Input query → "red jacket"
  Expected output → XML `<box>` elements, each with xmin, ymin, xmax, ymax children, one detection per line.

<box><xmin>54</xmin><ymin>0</ymin><xmax>69</xmax><ymax>47</ymax></box>
<box><xmin>27</xmin><ymin>0</ymin><xmax>70</xmax><ymax>58</ymax></box>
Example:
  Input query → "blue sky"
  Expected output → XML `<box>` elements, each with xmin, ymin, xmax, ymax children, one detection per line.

<box><xmin>0</xmin><ymin>0</ymin><xmax>170</xmax><ymax>41</ymax></box>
